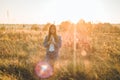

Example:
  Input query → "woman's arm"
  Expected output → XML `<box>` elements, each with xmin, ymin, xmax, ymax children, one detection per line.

<box><xmin>43</xmin><ymin>36</ymin><xmax>50</xmax><ymax>48</ymax></box>
<box><xmin>54</xmin><ymin>36</ymin><xmax>62</xmax><ymax>48</ymax></box>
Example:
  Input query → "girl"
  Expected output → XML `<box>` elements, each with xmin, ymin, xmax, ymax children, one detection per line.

<box><xmin>43</xmin><ymin>24</ymin><xmax>62</xmax><ymax>67</ymax></box>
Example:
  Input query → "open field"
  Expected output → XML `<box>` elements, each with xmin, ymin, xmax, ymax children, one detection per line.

<box><xmin>0</xmin><ymin>23</ymin><xmax>120</xmax><ymax>80</ymax></box>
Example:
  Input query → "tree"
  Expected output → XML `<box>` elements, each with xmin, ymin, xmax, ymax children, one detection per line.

<box><xmin>31</xmin><ymin>24</ymin><xmax>39</xmax><ymax>31</ymax></box>
<box><xmin>42</xmin><ymin>23</ymin><xmax>51</xmax><ymax>31</ymax></box>
<box><xmin>59</xmin><ymin>21</ymin><xmax>72</xmax><ymax>32</ymax></box>
<box><xmin>78</xmin><ymin>19</ymin><xmax>86</xmax><ymax>24</ymax></box>
<box><xmin>76</xmin><ymin>19</ymin><xmax>86</xmax><ymax>33</ymax></box>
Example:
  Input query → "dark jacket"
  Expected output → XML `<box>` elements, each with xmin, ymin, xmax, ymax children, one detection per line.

<box><xmin>43</xmin><ymin>35</ymin><xmax>62</xmax><ymax>57</ymax></box>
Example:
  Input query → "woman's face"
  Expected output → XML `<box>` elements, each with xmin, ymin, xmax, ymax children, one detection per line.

<box><xmin>50</xmin><ymin>26</ymin><xmax>56</xmax><ymax>34</ymax></box>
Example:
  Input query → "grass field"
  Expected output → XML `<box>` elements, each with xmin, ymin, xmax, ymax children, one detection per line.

<box><xmin>0</xmin><ymin>23</ymin><xmax>120</xmax><ymax>80</ymax></box>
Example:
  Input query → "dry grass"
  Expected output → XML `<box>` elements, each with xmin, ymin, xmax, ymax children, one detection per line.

<box><xmin>0</xmin><ymin>24</ymin><xmax>120</xmax><ymax>80</ymax></box>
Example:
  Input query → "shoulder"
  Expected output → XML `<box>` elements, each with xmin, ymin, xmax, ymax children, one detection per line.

<box><xmin>58</xmin><ymin>35</ymin><xmax>62</xmax><ymax>40</ymax></box>
<box><xmin>44</xmin><ymin>35</ymin><xmax>48</xmax><ymax>40</ymax></box>
<box><xmin>45</xmin><ymin>35</ymin><xmax>48</xmax><ymax>38</ymax></box>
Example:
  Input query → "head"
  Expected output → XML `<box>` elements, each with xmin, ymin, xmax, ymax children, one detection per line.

<box><xmin>49</xmin><ymin>24</ymin><xmax>56</xmax><ymax>35</ymax></box>
<box><xmin>48</xmin><ymin>24</ymin><xmax>58</xmax><ymax>42</ymax></box>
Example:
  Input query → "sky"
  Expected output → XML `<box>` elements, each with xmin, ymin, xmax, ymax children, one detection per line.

<box><xmin>0</xmin><ymin>0</ymin><xmax>120</xmax><ymax>24</ymax></box>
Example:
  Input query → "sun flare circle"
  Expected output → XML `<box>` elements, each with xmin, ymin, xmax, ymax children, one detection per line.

<box><xmin>35</xmin><ymin>61</ymin><xmax>53</xmax><ymax>78</ymax></box>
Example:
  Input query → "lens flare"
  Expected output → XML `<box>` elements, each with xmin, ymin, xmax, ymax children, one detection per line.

<box><xmin>35</xmin><ymin>61</ymin><xmax>53</xmax><ymax>78</ymax></box>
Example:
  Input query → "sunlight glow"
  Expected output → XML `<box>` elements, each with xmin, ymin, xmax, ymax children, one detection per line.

<box><xmin>0</xmin><ymin>0</ymin><xmax>120</xmax><ymax>24</ymax></box>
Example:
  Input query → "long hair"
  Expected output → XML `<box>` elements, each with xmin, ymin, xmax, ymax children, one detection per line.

<box><xmin>47</xmin><ymin>24</ymin><xmax>58</xmax><ymax>42</ymax></box>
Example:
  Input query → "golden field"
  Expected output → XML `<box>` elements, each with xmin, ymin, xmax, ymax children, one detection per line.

<box><xmin>0</xmin><ymin>21</ymin><xmax>120</xmax><ymax>80</ymax></box>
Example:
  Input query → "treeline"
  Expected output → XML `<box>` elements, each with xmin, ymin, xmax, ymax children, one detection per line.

<box><xmin>0</xmin><ymin>19</ymin><xmax>120</xmax><ymax>33</ymax></box>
